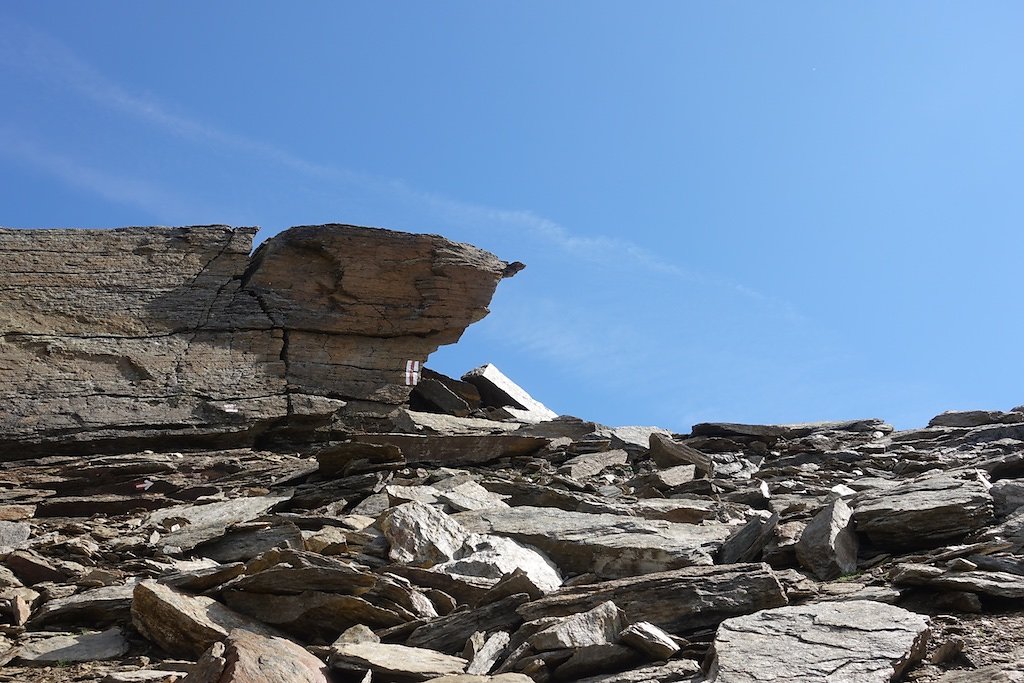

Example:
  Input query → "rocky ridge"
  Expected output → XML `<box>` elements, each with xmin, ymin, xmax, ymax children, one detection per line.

<box><xmin>2</xmin><ymin>225</ymin><xmax>1024</xmax><ymax>682</ymax></box>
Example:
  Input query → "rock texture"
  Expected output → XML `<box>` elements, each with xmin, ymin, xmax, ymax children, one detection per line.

<box><xmin>5</xmin><ymin>224</ymin><xmax>1024</xmax><ymax>683</ymax></box>
<box><xmin>707</xmin><ymin>601</ymin><xmax>929</xmax><ymax>682</ymax></box>
<box><xmin>0</xmin><ymin>224</ymin><xmax>516</xmax><ymax>458</ymax></box>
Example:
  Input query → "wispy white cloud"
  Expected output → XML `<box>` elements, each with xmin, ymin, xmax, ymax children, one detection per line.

<box><xmin>0</xmin><ymin>14</ymin><xmax>804</xmax><ymax>323</ymax></box>
<box><xmin>0</xmin><ymin>127</ymin><xmax>216</xmax><ymax>222</ymax></box>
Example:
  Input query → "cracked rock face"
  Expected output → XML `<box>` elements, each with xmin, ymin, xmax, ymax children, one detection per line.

<box><xmin>707</xmin><ymin>600</ymin><xmax>930</xmax><ymax>682</ymax></box>
<box><xmin>0</xmin><ymin>224</ymin><xmax>514</xmax><ymax>458</ymax></box>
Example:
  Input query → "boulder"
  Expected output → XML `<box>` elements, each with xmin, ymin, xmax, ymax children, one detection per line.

<box><xmin>380</xmin><ymin>501</ymin><xmax>470</xmax><ymax>567</ymax></box>
<box><xmin>853</xmin><ymin>470</ymin><xmax>993</xmax><ymax>549</ymax></box>
<box><xmin>794</xmin><ymin>499</ymin><xmax>858</xmax><ymax>580</ymax></box>
<box><xmin>433</xmin><ymin>533</ymin><xmax>562</xmax><ymax>593</ymax></box>
<box><xmin>707</xmin><ymin>600</ymin><xmax>929</xmax><ymax>682</ymax></box>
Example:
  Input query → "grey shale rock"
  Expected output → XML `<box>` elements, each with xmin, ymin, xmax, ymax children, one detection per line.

<box><xmin>853</xmin><ymin>469</ymin><xmax>994</xmax><ymax>549</ymax></box>
<box><xmin>131</xmin><ymin>580</ymin><xmax>282</xmax><ymax>659</ymax></box>
<box><xmin>0</xmin><ymin>224</ymin><xmax>516</xmax><ymax>457</ymax></box>
<box><xmin>707</xmin><ymin>600</ymin><xmax>929</xmax><ymax>682</ymax></box>
<box><xmin>454</xmin><ymin>506</ymin><xmax>731</xmax><ymax>578</ymax></box>
<box><xmin>518</xmin><ymin>564</ymin><xmax>787</xmax><ymax>634</ymax></box>
<box><xmin>795</xmin><ymin>498</ymin><xmax>858</xmax><ymax>580</ymax></box>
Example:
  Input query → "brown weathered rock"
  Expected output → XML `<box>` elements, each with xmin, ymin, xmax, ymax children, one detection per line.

<box><xmin>130</xmin><ymin>580</ymin><xmax>282</xmax><ymax>659</ymax></box>
<box><xmin>0</xmin><ymin>224</ymin><xmax>515</xmax><ymax>458</ymax></box>
<box><xmin>185</xmin><ymin>629</ymin><xmax>332</xmax><ymax>683</ymax></box>
<box><xmin>794</xmin><ymin>499</ymin><xmax>858</xmax><ymax>580</ymax></box>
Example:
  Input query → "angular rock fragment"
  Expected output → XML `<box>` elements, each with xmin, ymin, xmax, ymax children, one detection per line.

<box><xmin>572</xmin><ymin>660</ymin><xmax>702</xmax><ymax>683</ymax></box>
<box><xmin>529</xmin><ymin>600</ymin><xmax>625</xmax><ymax>651</ymax></box>
<box><xmin>28</xmin><ymin>582</ymin><xmax>135</xmax><ymax>628</ymax></box>
<box><xmin>649</xmin><ymin>434</ymin><xmax>712</xmax><ymax>473</ymax></box>
<box><xmin>558</xmin><ymin>450</ymin><xmax>629</xmax><ymax>481</ymax></box>
<box><xmin>466</xmin><ymin>631</ymin><xmax>511</xmax><ymax>675</ymax></box>
<box><xmin>221</xmin><ymin>590</ymin><xmax>406</xmax><ymax>641</ymax></box>
<box><xmin>717</xmin><ymin>511</ymin><xmax>778</xmax><ymax>565</ymax></box>
<box><xmin>618</xmin><ymin>621</ymin><xmax>680</xmax><ymax>660</ymax></box>
<box><xmin>462</xmin><ymin>364</ymin><xmax>557</xmax><ymax>423</ymax></box>
<box><xmin>357</xmin><ymin>434</ymin><xmax>550</xmax><ymax>466</ymax></box>
<box><xmin>552</xmin><ymin>644</ymin><xmax>642</xmax><ymax>681</ymax></box>
<box><xmin>890</xmin><ymin>563</ymin><xmax>1024</xmax><ymax>598</ymax></box>
<box><xmin>795</xmin><ymin>499</ymin><xmax>858</xmax><ymax>580</ymax></box>
<box><xmin>148</xmin><ymin>492</ymin><xmax>293</xmax><ymax>553</ymax></box>
<box><xmin>706</xmin><ymin>601</ymin><xmax>929</xmax><ymax>682</ymax></box>
<box><xmin>317</xmin><ymin>442</ymin><xmax>405</xmax><ymax>477</ymax></box>
<box><xmin>406</xmin><ymin>592</ymin><xmax>529</xmax><ymax>654</ymax></box>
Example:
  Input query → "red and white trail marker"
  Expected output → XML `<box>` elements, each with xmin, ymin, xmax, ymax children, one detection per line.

<box><xmin>135</xmin><ymin>479</ymin><xmax>155</xmax><ymax>491</ymax></box>
<box><xmin>405</xmin><ymin>360</ymin><xmax>422</xmax><ymax>386</ymax></box>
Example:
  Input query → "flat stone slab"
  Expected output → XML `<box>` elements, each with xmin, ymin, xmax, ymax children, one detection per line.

<box><xmin>707</xmin><ymin>600</ymin><xmax>929</xmax><ymax>682</ymax></box>
<box><xmin>454</xmin><ymin>506</ymin><xmax>731</xmax><ymax>578</ymax></box>
<box><xmin>16</xmin><ymin>627</ymin><xmax>129</xmax><ymax>664</ymax></box>
<box><xmin>890</xmin><ymin>563</ymin><xmax>1024</xmax><ymax>598</ymax></box>
<box><xmin>519</xmin><ymin>563</ymin><xmax>787</xmax><ymax>634</ymax></box>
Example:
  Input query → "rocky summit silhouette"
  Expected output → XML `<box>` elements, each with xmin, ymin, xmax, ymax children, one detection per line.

<box><xmin>1</xmin><ymin>224</ymin><xmax>1023</xmax><ymax>682</ymax></box>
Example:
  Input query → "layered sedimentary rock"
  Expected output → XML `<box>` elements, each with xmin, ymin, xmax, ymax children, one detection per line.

<box><xmin>0</xmin><ymin>224</ymin><xmax>516</xmax><ymax>458</ymax></box>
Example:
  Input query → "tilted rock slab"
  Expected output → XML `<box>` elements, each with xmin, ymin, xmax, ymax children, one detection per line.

<box><xmin>706</xmin><ymin>600</ymin><xmax>929</xmax><ymax>682</ymax></box>
<box><xmin>0</xmin><ymin>224</ymin><xmax>515</xmax><ymax>457</ymax></box>
<box><xmin>518</xmin><ymin>564</ymin><xmax>787</xmax><ymax>634</ymax></box>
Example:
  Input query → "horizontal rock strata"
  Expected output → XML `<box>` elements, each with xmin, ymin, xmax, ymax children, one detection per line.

<box><xmin>0</xmin><ymin>224</ymin><xmax>516</xmax><ymax>458</ymax></box>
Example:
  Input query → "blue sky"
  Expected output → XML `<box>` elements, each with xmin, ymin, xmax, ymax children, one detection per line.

<box><xmin>2</xmin><ymin>3</ymin><xmax>1023</xmax><ymax>431</ymax></box>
